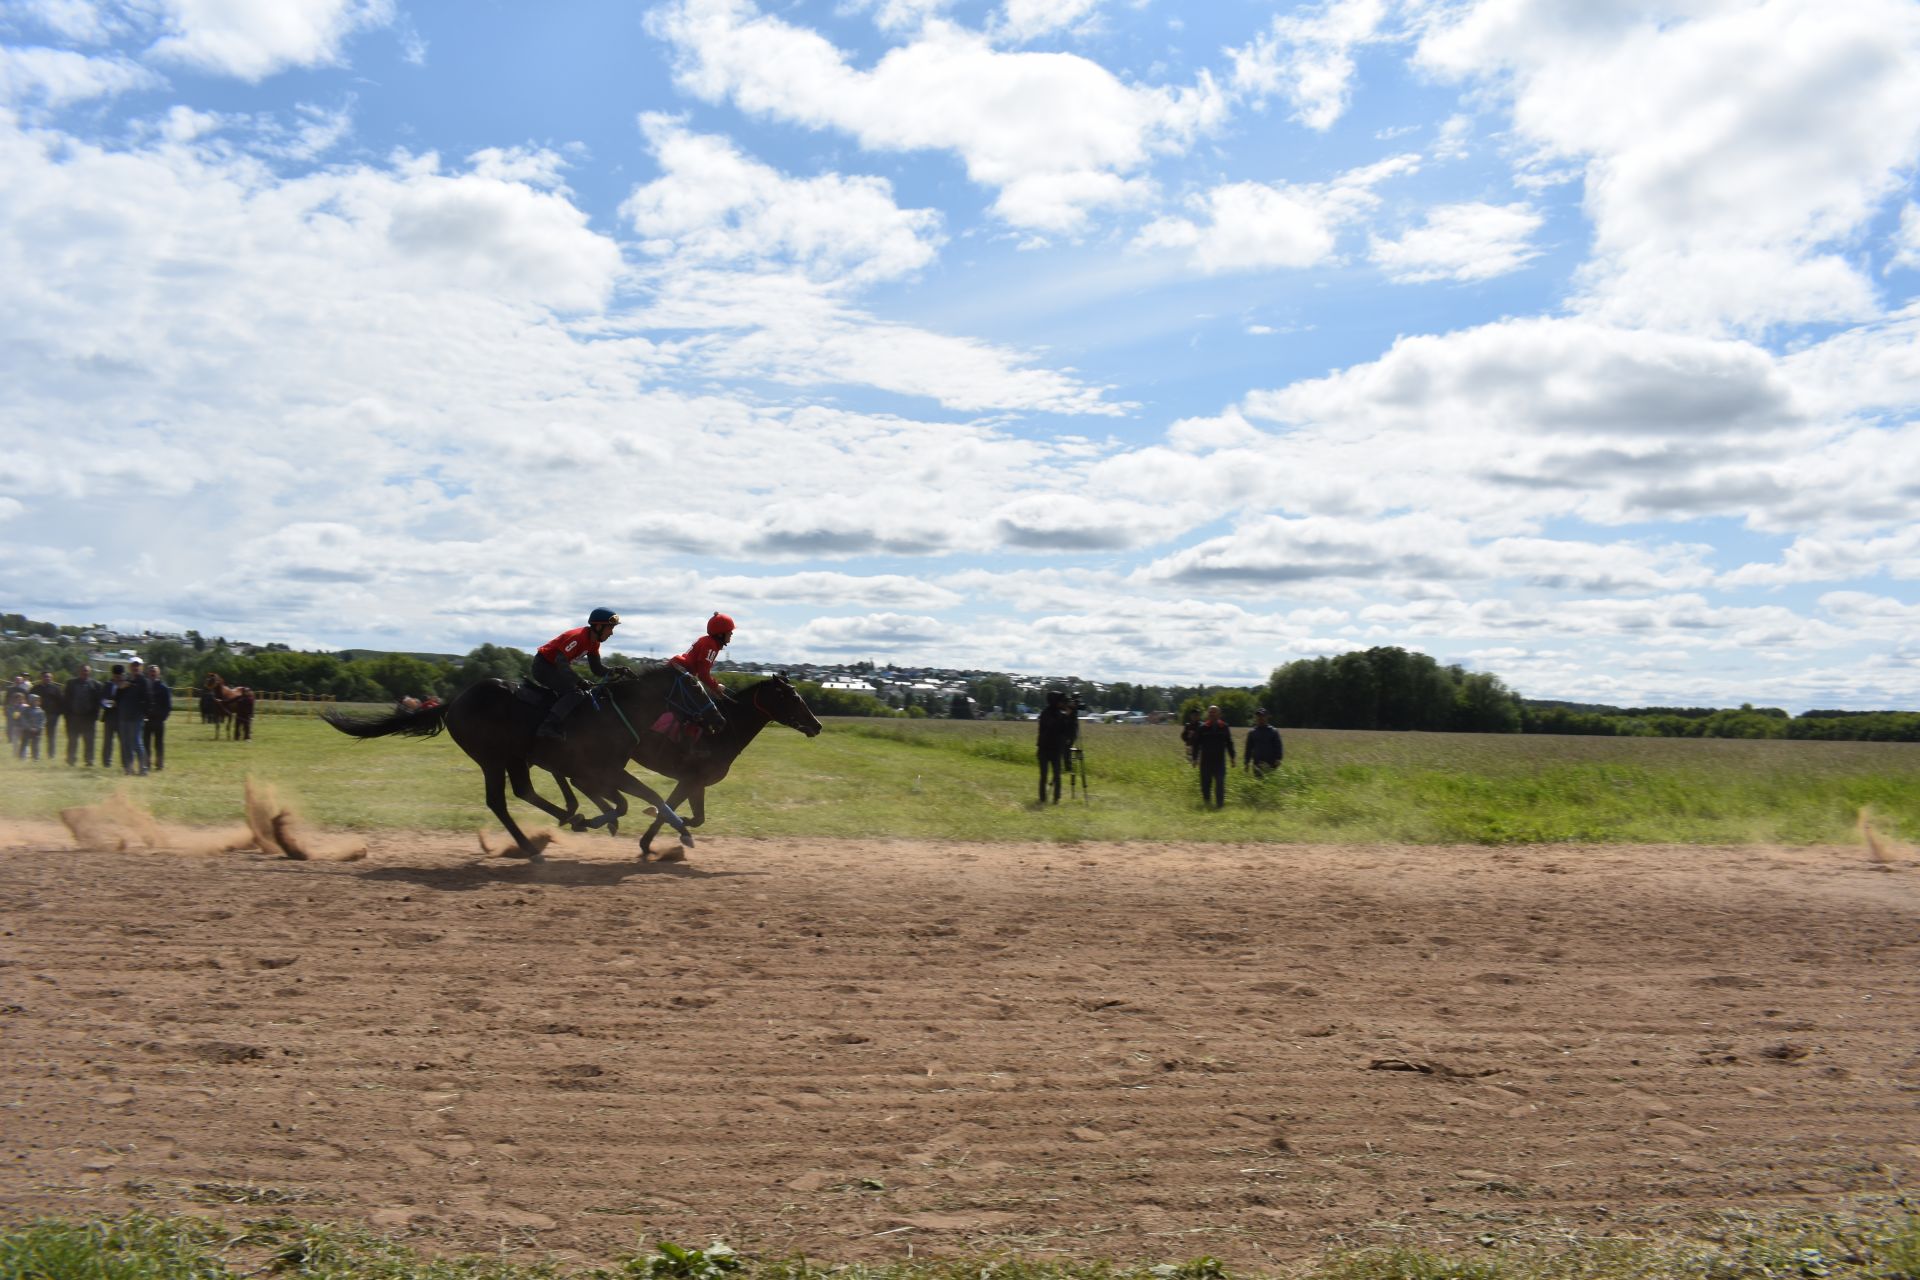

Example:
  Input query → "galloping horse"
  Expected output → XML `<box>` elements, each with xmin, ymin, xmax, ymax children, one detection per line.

<box><xmin>324</xmin><ymin>671</ymin><xmax>696</xmax><ymax>860</ymax></box>
<box><xmin>323</xmin><ymin>670</ymin><xmax>820</xmax><ymax>861</ymax></box>
<box><xmin>204</xmin><ymin>674</ymin><xmax>254</xmax><ymax>740</ymax></box>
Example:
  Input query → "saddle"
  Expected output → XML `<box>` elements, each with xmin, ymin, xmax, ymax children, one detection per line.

<box><xmin>513</xmin><ymin>680</ymin><xmax>556</xmax><ymax>709</ymax></box>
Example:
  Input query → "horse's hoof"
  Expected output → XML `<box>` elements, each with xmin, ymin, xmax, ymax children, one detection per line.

<box><xmin>677</xmin><ymin>831</ymin><xmax>695</xmax><ymax>849</ymax></box>
<box><xmin>567</xmin><ymin>817</ymin><xmax>588</xmax><ymax>833</ymax></box>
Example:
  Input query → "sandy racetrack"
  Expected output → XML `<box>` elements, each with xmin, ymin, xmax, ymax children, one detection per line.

<box><xmin>2</xmin><ymin>822</ymin><xmax>1916</xmax><ymax>1267</ymax></box>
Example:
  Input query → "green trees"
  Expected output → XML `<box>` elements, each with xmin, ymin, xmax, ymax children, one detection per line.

<box><xmin>1262</xmin><ymin>647</ymin><xmax>1524</xmax><ymax>733</ymax></box>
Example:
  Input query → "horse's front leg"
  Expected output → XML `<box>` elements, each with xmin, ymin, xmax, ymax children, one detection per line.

<box><xmin>638</xmin><ymin>780</ymin><xmax>694</xmax><ymax>861</ymax></box>
<box><xmin>568</xmin><ymin>775</ymin><xmax>628</xmax><ymax>835</ymax></box>
<box><xmin>613</xmin><ymin>772</ymin><xmax>691</xmax><ymax>849</ymax></box>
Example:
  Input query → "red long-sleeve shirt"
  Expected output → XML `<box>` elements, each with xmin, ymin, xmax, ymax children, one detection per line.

<box><xmin>669</xmin><ymin>635</ymin><xmax>724</xmax><ymax>694</ymax></box>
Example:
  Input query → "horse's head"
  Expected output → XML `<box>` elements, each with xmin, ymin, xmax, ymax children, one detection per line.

<box><xmin>757</xmin><ymin>673</ymin><xmax>822</xmax><ymax>738</ymax></box>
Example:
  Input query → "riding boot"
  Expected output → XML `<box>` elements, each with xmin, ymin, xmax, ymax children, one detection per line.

<box><xmin>536</xmin><ymin>688</ymin><xmax>587</xmax><ymax>740</ymax></box>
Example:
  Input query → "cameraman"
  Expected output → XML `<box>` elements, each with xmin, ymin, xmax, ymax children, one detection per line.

<box><xmin>1036</xmin><ymin>689</ymin><xmax>1079</xmax><ymax>804</ymax></box>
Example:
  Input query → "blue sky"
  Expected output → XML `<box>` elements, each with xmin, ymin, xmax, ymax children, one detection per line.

<box><xmin>2</xmin><ymin>0</ymin><xmax>1918</xmax><ymax>709</ymax></box>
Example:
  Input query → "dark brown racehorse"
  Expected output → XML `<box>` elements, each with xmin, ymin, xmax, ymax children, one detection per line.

<box><xmin>618</xmin><ymin>670</ymin><xmax>823</xmax><ymax>860</ymax></box>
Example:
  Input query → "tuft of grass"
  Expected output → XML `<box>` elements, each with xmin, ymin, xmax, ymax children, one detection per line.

<box><xmin>3</xmin><ymin>716</ymin><xmax>1915</xmax><ymax>847</ymax></box>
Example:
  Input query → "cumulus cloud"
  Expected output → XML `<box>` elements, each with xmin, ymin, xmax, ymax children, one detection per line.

<box><xmin>1229</xmin><ymin>0</ymin><xmax>1385</xmax><ymax>130</ymax></box>
<box><xmin>1415</xmin><ymin>0</ymin><xmax>1920</xmax><ymax>332</ymax></box>
<box><xmin>146</xmin><ymin>0</ymin><xmax>397</xmax><ymax>81</ymax></box>
<box><xmin>1133</xmin><ymin>152</ymin><xmax>1418</xmax><ymax>273</ymax></box>
<box><xmin>646</xmin><ymin>0</ymin><xmax>1227</xmax><ymax>231</ymax></box>
<box><xmin>622</xmin><ymin>115</ymin><xmax>942</xmax><ymax>286</ymax></box>
<box><xmin>1369</xmin><ymin>200</ymin><xmax>1542</xmax><ymax>283</ymax></box>
<box><xmin>0</xmin><ymin>43</ymin><xmax>159</xmax><ymax>106</ymax></box>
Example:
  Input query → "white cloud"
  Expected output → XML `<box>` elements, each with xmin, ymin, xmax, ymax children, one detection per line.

<box><xmin>0</xmin><ymin>44</ymin><xmax>159</xmax><ymax>106</ymax></box>
<box><xmin>1133</xmin><ymin>152</ymin><xmax>1418</xmax><ymax>273</ymax></box>
<box><xmin>1369</xmin><ymin>200</ymin><xmax>1542</xmax><ymax>283</ymax></box>
<box><xmin>146</xmin><ymin>0</ymin><xmax>397</xmax><ymax>81</ymax></box>
<box><xmin>4</xmin><ymin>0</ymin><xmax>118</xmax><ymax>44</ymax></box>
<box><xmin>1229</xmin><ymin>0</ymin><xmax>1386</xmax><ymax>131</ymax></box>
<box><xmin>1137</xmin><ymin>512</ymin><xmax>1712</xmax><ymax>593</ymax></box>
<box><xmin>1894</xmin><ymin>202</ymin><xmax>1920</xmax><ymax>272</ymax></box>
<box><xmin>646</xmin><ymin>0</ymin><xmax>1227</xmax><ymax>231</ymax></box>
<box><xmin>1415</xmin><ymin>0</ymin><xmax>1920</xmax><ymax>333</ymax></box>
<box><xmin>622</xmin><ymin>115</ymin><xmax>942</xmax><ymax>286</ymax></box>
<box><xmin>1720</xmin><ymin>527</ymin><xmax>1920</xmax><ymax>588</ymax></box>
<box><xmin>996</xmin><ymin>0</ymin><xmax>1102</xmax><ymax>44</ymax></box>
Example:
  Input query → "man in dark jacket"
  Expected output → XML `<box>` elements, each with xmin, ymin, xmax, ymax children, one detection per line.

<box><xmin>31</xmin><ymin>671</ymin><xmax>64</xmax><ymax>762</ymax></box>
<box><xmin>144</xmin><ymin>664</ymin><xmax>174</xmax><ymax>771</ymax></box>
<box><xmin>1245</xmin><ymin>707</ymin><xmax>1284</xmax><ymax>778</ymax></box>
<box><xmin>1193</xmin><ymin>704</ymin><xmax>1236</xmax><ymax>809</ymax></box>
<box><xmin>64</xmin><ymin>664</ymin><xmax>102</xmax><ymax>766</ymax></box>
<box><xmin>114</xmin><ymin>661</ymin><xmax>151</xmax><ymax>775</ymax></box>
<box><xmin>99</xmin><ymin>665</ymin><xmax>124</xmax><ymax>769</ymax></box>
<box><xmin>1035</xmin><ymin>690</ymin><xmax>1079</xmax><ymax>804</ymax></box>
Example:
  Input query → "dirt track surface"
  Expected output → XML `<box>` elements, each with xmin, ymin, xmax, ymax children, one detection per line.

<box><xmin>3</xmin><ymin>822</ymin><xmax>1917</xmax><ymax>1268</ymax></box>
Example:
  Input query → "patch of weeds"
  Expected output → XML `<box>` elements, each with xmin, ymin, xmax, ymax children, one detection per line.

<box><xmin>616</xmin><ymin>1241</ymin><xmax>746</xmax><ymax>1280</ymax></box>
<box><xmin>0</xmin><ymin>1214</ymin><xmax>233</xmax><ymax>1280</ymax></box>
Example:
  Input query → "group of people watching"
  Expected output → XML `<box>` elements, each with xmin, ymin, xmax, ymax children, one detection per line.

<box><xmin>1034</xmin><ymin>694</ymin><xmax>1286</xmax><ymax>808</ymax></box>
<box><xmin>1182</xmin><ymin>705</ymin><xmax>1285</xmax><ymax>809</ymax></box>
<box><xmin>4</xmin><ymin>662</ymin><xmax>174</xmax><ymax>774</ymax></box>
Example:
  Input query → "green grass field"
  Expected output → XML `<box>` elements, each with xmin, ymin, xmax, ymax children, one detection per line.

<box><xmin>5</xmin><ymin>710</ymin><xmax>1916</xmax><ymax>845</ymax></box>
<box><xmin>5</xmin><ymin>1211</ymin><xmax>1919</xmax><ymax>1280</ymax></box>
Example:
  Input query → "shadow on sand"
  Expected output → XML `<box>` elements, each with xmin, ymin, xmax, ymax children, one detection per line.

<box><xmin>356</xmin><ymin>857</ymin><xmax>762</xmax><ymax>892</ymax></box>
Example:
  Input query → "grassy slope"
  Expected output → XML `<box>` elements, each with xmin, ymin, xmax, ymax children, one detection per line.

<box><xmin>3</xmin><ymin>711</ymin><xmax>1916</xmax><ymax>845</ymax></box>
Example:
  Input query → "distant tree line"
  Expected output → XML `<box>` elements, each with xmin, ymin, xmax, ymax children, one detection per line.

<box><xmin>4</xmin><ymin>615</ymin><xmax>1914</xmax><ymax>736</ymax></box>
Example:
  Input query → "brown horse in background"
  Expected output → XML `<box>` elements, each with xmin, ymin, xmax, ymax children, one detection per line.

<box><xmin>204</xmin><ymin>674</ymin><xmax>255</xmax><ymax>741</ymax></box>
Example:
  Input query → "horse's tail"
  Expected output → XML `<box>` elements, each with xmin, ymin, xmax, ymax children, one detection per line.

<box><xmin>323</xmin><ymin>702</ymin><xmax>449</xmax><ymax>741</ymax></box>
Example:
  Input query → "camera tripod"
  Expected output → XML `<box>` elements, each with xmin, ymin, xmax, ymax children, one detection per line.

<box><xmin>1066</xmin><ymin>746</ymin><xmax>1089</xmax><ymax>802</ymax></box>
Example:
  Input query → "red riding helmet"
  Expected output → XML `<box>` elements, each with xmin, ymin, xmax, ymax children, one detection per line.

<box><xmin>707</xmin><ymin>612</ymin><xmax>735</xmax><ymax>639</ymax></box>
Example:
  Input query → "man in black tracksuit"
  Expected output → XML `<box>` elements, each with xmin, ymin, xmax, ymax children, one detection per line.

<box><xmin>144</xmin><ymin>665</ymin><xmax>174</xmax><ymax>771</ymax></box>
<box><xmin>63</xmin><ymin>664</ymin><xmax>102</xmax><ymax>767</ymax></box>
<box><xmin>114</xmin><ymin>661</ymin><xmax>151</xmax><ymax>775</ymax></box>
<box><xmin>1035</xmin><ymin>690</ymin><xmax>1078</xmax><ymax>804</ymax></box>
<box><xmin>1193</xmin><ymin>704</ymin><xmax>1235</xmax><ymax>809</ymax></box>
<box><xmin>99</xmin><ymin>665</ymin><xmax>124</xmax><ymax>769</ymax></box>
<box><xmin>31</xmin><ymin>672</ymin><xmax>64</xmax><ymax>761</ymax></box>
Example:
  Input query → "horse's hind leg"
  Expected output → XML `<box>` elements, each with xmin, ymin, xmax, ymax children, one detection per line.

<box><xmin>509</xmin><ymin>763</ymin><xmax>578</xmax><ymax>829</ymax></box>
<box><xmin>486</xmin><ymin>766</ymin><xmax>546</xmax><ymax>861</ymax></box>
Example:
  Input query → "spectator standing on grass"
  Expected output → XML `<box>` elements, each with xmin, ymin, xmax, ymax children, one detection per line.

<box><xmin>1180</xmin><ymin>709</ymin><xmax>1202</xmax><ymax>766</ymax></box>
<box><xmin>4</xmin><ymin>675</ymin><xmax>26</xmax><ymax>749</ymax></box>
<box><xmin>1036</xmin><ymin>689</ymin><xmax>1077</xmax><ymax>805</ymax></box>
<box><xmin>1194</xmin><ymin>704</ymin><xmax>1236</xmax><ymax>810</ymax></box>
<box><xmin>32</xmin><ymin>671</ymin><xmax>64</xmax><ymax>761</ymax></box>
<box><xmin>16</xmin><ymin>695</ymin><xmax>44</xmax><ymax>760</ymax></box>
<box><xmin>99</xmin><ymin>665</ymin><xmax>123</xmax><ymax>769</ymax></box>
<box><xmin>1245</xmin><ymin>707</ymin><xmax>1284</xmax><ymax>779</ymax></box>
<box><xmin>114</xmin><ymin>661</ymin><xmax>151</xmax><ymax>775</ymax></box>
<box><xmin>64</xmin><ymin>663</ymin><xmax>102</xmax><ymax>767</ymax></box>
<box><xmin>143</xmin><ymin>664</ymin><xmax>173</xmax><ymax>772</ymax></box>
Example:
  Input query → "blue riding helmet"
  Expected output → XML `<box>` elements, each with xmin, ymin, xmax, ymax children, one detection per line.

<box><xmin>588</xmin><ymin>607</ymin><xmax>620</xmax><ymax>627</ymax></box>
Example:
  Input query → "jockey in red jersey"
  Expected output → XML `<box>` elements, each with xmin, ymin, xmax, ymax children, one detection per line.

<box><xmin>531</xmin><ymin>607</ymin><xmax>620</xmax><ymax>740</ymax></box>
<box><xmin>656</xmin><ymin>612</ymin><xmax>734</xmax><ymax>756</ymax></box>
